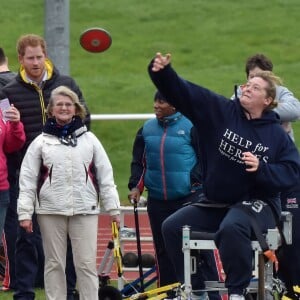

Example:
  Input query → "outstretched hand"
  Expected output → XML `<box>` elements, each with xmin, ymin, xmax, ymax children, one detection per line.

<box><xmin>152</xmin><ymin>52</ymin><xmax>171</xmax><ymax>72</ymax></box>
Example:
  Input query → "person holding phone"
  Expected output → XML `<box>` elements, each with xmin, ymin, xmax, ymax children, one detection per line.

<box><xmin>0</xmin><ymin>102</ymin><xmax>25</xmax><ymax>250</ymax></box>
<box><xmin>148</xmin><ymin>52</ymin><xmax>300</xmax><ymax>300</ymax></box>
<box><xmin>0</xmin><ymin>34</ymin><xmax>90</xmax><ymax>299</ymax></box>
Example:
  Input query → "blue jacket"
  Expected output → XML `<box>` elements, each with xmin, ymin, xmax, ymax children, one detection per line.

<box><xmin>128</xmin><ymin>112</ymin><xmax>202</xmax><ymax>201</ymax></box>
<box><xmin>148</xmin><ymin>62</ymin><xmax>300</xmax><ymax>215</ymax></box>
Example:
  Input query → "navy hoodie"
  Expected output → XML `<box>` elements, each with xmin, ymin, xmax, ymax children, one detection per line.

<box><xmin>148</xmin><ymin>62</ymin><xmax>300</xmax><ymax>215</ymax></box>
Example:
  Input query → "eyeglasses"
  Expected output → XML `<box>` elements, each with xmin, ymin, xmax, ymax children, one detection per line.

<box><xmin>55</xmin><ymin>102</ymin><xmax>74</xmax><ymax>107</ymax></box>
<box><xmin>242</xmin><ymin>83</ymin><xmax>266</xmax><ymax>93</ymax></box>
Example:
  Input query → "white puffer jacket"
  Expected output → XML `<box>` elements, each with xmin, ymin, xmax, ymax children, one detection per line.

<box><xmin>17</xmin><ymin>130</ymin><xmax>120</xmax><ymax>221</ymax></box>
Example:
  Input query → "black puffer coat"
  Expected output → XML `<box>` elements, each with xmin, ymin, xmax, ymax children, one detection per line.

<box><xmin>0</xmin><ymin>59</ymin><xmax>90</xmax><ymax>153</ymax></box>
<box><xmin>0</xmin><ymin>59</ymin><xmax>91</xmax><ymax>172</ymax></box>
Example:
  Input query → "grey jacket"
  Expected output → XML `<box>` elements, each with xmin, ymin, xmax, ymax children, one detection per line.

<box><xmin>0</xmin><ymin>71</ymin><xmax>16</xmax><ymax>89</ymax></box>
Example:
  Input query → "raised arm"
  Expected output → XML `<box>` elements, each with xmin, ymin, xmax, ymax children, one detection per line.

<box><xmin>148</xmin><ymin>52</ymin><xmax>232</xmax><ymax>129</ymax></box>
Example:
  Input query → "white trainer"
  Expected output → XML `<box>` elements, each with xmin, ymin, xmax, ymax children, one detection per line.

<box><xmin>229</xmin><ymin>294</ymin><xmax>245</xmax><ymax>300</ymax></box>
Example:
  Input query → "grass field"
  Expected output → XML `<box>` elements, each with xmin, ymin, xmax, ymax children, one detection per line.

<box><xmin>1</xmin><ymin>288</ymin><xmax>45</xmax><ymax>299</ymax></box>
<box><xmin>1</xmin><ymin>0</ymin><xmax>300</xmax><ymax>203</ymax></box>
<box><xmin>1</xmin><ymin>1</ymin><xmax>300</xmax><ymax>299</ymax></box>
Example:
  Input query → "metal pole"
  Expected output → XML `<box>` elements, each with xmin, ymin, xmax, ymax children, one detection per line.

<box><xmin>91</xmin><ymin>113</ymin><xmax>155</xmax><ymax>120</ymax></box>
<box><xmin>44</xmin><ymin>0</ymin><xmax>70</xmax><ymax>75</ymax></box>
<box><xmin>132</xmin><ymin>200</ymin><xmax>145</xmax><ymax>292</ymax></box>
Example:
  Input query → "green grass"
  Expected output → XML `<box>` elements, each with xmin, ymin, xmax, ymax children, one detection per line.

<box><xmin>1</xmin><ymin>288</ymin><xmax>45</xmax><ymax>300</ymax></box>
<box><xmin>1</xmin><ymin>0</ymin><xmax>300</xmax><ymax>205</ymax></box>
<box><xmin>1</xmin><ymin>280</ymin><xmax>157</xmax><ymax>299</ymax></box>
<box><xmin>1</xmin><ymin>3</ymin><xmax>300</xmax><ymax>300</ymax></box>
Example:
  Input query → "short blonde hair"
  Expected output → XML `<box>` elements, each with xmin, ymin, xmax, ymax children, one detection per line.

<box><xmin>253</xmin><ymin>70</ymin><xmax>280</xmax><ymax>110</ymax></box>
<box><xmin>47</xmin><ymin>86</ymin><xmax>87</xmax><ymax>120</ymax></box>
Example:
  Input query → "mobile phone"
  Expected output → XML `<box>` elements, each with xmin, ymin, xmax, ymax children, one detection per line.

<box><xmin>0</xmin><ymin>98</ymin><xmax>11</xmax><ymax>121</ymax></box>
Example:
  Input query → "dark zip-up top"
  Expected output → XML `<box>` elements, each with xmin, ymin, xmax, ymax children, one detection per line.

<box><xmin>148</xmin><ymin>62</ymin><xmax>300</xmax><ymax>215</ymax></box>
<box><xmin>128</xmin><ymin>112</ymin><xmax>202</xmax><ymax>201</ymax></box>
<box><xmin>0</xmin><ymin>59</ymin><xmax>90</xmax><ymax>170</ymax></box>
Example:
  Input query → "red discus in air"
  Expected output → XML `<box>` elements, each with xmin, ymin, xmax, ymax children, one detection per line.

<box><xmin>80</xmin><ymin>27</ymin><xmax>112</xmax><ymax>53</ymax></box>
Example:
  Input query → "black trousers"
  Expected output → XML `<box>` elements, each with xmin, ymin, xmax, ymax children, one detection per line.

<box><xmin>162</xmin><ymin>200</ymin><xmax>276</xmax><ymax>296</ymax></box>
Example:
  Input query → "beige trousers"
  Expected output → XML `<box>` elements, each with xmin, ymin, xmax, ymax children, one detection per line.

<box><xmin>37</xmin><ymin>214</ymin><xmax>99</xmax><ymax>300</ymax></box>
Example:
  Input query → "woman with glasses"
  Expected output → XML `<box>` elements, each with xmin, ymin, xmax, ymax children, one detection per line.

<box><xmin>17</xmin><ymin>85</ymin><xmax>121</xmax><ymax>300</ymax></box>
<box><xmin>148</xmin><ymin>53</ymin><xmax>300</xmax><ymax>300</ymax></box>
